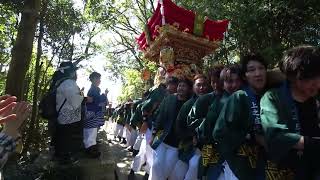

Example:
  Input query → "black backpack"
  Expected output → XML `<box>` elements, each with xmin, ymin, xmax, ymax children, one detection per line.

<box><xmin>39</xmin><ymin>80</ymin><xmax>67</xmax><ymax>119</ymax></box>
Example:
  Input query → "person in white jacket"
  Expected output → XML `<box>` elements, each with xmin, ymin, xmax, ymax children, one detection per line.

<box><xmin>53</xmin><ymin>62</ymin><xmax>84</xmax><ymax>164</ymax></box>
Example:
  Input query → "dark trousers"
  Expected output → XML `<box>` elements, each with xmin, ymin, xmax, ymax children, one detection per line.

<box><xmin>54</xmin><ymin>120</ymin><xmax>83</xmax><ymax>158</ymax></box>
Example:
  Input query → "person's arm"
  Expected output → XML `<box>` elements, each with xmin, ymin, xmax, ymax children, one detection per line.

<box><xmin>201</xmin><ymin>99</ymin><xmax>221</xmax><ymax>143</ymax></box>
<box><xmin>0</xmin><ymin>101</ymin><xmax>31</xmax><ymax>169</ymax></box>
<box><xmin>260</xmin><ymin>90</ymin><xmax>302</xmax><ymax>161</ymax></box>
<box><xmin>130</xmin><ymin>104</ymin><xmax>143</xmax><ymax>128</ymax></box>
<box><xmin>187</xmin><ymin>95</ymin><xmax>210</xmax><ymax>130</ymax></box>
<box><xmin>87</xmin><ymin>88</ymin><xmax>100</xmax><ymax>104</ymax></box>
<box><xmin>176</xmin><ymin>101</ymin><xmax>195</xmax><ymax>140</ymax></box>
<box><xmin>0</xmin><ymin>95</ymin><xmax>17</xmax><ymax>124</ymax></box>
<box><xmin>0</xmin><ymin>133</ymin><xmax>17</xmax><ymax>169</ymax></box>
<box><xmin>152</xmin><ymin>97</ymin><xmax>168</xmax><ymax>135</ymax></box>
<box><xmin>213</xmin><ymin>92</ymin><xmax>249</xmax><ymax>158</ymax></box>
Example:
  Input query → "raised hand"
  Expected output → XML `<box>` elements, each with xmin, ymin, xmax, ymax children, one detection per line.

<box><xmin>3</xmin><ymin>101</ymin><xmax>31</xmax><ymax>138</ymax></box>
<box><xmin>0</xmin><ymin>95</ymin><xmax>17</xmax><ymax>124</ymax></box>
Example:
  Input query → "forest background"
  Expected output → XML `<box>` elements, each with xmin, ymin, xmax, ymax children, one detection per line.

<box><xmin>0</xmin><ymin>0</ymin><xmax>319</xmax><ymax>173</ymax></box>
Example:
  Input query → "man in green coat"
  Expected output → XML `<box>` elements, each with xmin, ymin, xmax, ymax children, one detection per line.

<box><xmin>129</xmin><ymin>77</ymin><xmax>178</xmax><ymax>179</ymax></box>
<box><xmin>173</xmin><ymin>74</ymin><xmax>209</xmax><ymax>180</ymax></box>
<box><xmin>213</xmin><ymin>54</ymin><xmax>269</xmax><ymax>180</ymax></box>
<box><xmin>187</xmin><ymin>66</ymin><xmax>224</xmax><ymax>132</ymax></box>
<box><xmin>261</xmin><ymin>45</ymin><xmax>320</xmax><ymax>180</ymax></box>
<box><xmin>114</xmin><ymin>105</ymin><xmax>126</xmax><ymax>143</ymax></box>
<box><xmin>149</xmin><ymin>79</ymin><xmax>193</xmax><ymax>180</ymax></box>
<box><xmin>197</xmin><ymin>64</ymin><xmax>242</xmax><ymax>180</ymax></box>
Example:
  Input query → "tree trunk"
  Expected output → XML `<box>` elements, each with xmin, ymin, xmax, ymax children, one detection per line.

<box><xmin>5</xmin><ymin>0</ymin><xmax>40</xmax><ymax>100</ymax></box>
<box><xmin>23</xmin><ymin>0</ymin><xmax>47</xmax><ymax>153</ymax></box>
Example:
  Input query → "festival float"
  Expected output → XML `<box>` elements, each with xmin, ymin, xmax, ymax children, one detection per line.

<box><xmin>136</xmin><ymin>0</ymin><xmax>229</xmax><ymax>85</ymax></box>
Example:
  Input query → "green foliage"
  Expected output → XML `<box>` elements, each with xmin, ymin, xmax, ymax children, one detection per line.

<box><xmin>117</xmin><ymin>69</ymin><xmax>145</xmax><ymax>102</ymax></box>
<box><xmin>0</xmin><ymin>4</ymin><xmax>18</xmax><ymax>94</ymax></box>
<box><xmin>176</xmin><ymin>0</ymin><xmax>320</xmax><ymax>67</ymax></box>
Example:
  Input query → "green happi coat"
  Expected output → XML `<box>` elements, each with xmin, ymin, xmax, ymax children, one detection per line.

<box><xmin>141</xmin><ymin>84</ymin><xmax>168</xmax><ymax>129</ymax></box>
<box><xmin>260</xmin><ymin>88</ymin><xmax>301</xmax><ymax>161</ymax></box>
<box><xmin>200</xmin><ymin>92</ymin><xmax>230</xmax><ymax>144</ymax></box>
<box><xmin>195</xmin><ymin>92</ymin><xmax>230</xmax><ymax>177</ymax></box>
<box><xmin>213</xmin><ymin>90</ymin><xmax>261</xmax><ymax>180</ymax></box>
<box><xmin>261</xmin><ymin>86</ymin><xmax>320</xmax><ymax>179</ymax></box>
<box><xmin>187</xmin><ymin>92</ymin><xmax>219</xmax><ymax>133</ymax></box>
<box><xmin>176</xmin><ymin>95</ymin><xmax>198</xmax><ymax>162</ymax></box>
<box><xmin>176</xmin><ymin>94</ymin><xmax>198</xmax><ymax>142</ymax></box>
<box><xmin>152</xmin><ymin>94</ymin><xmax>187</xmax><ymax>149</ymax></box>
<box><xmin>116</xmin><ymin>107</ymin><xmax>125</xmax><ymax>125</ymax></box>
<box><xmin>141</xmin><ymin>84</ymin><xmax>167</xmax><ymax>115</ymax></box>
<box><xmin>130</xmin><ymin>102</ymin><xmax>143</xmax><ymax>129</ymax></box>
<box><xmin>124</xmin><ymin>106</ymin><xmax>132</xmax><ymax>124</ymax></box>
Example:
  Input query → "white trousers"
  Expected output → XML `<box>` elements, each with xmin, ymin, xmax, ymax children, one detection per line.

<box><xmin>149</xmin><ymin>142</ymin><xmax>179</xmax><ymax>180</ymax></box>
<box><xmin>223</xmin><ymin>161</ymin><xmax>238</xmax><ymax>180</ymax></box>
<box><xmin>133</xmin><ymin>132</ymin><xmax>143</xmax><ymax>150</ymax></box>
<box><xmin>114</xmin><ymin>124</ymin><xmax>124</xmax><ymax>138</ymax></box>
<box><xmin>122</xmin><ymin>126</ymin><xmax>128</xmax><ymax>139</ymax></box>
<box><xmin>104</xmin><ymin>120</ymin><xmax>114</xmax><ymax>134</ymax></box>
<box><xmin>131</xmin><ymin>129</ymin><xmax>153</xmax><ymax>173</ymax></box>
<box><xmin>83</xmin><ymin>128</ymin><xmax>97</xmax><ymax>148</ymax></box>
<box><xmin>127</xmin><ymin>129</ymin><xmax>138</xmax><ymax>147</ymax></box>
<box><xmin>171</xmin><ymin>149</ymin><xmax>201</xmax><ymax>180</ymax></box>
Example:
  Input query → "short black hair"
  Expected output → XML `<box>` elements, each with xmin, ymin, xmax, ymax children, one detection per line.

<box><xmin>178</xmin><ymin>78</ymin><xmax>193</xmax><ymax>88</ymax></box>
<box><xmin>89</xmin><ymin>72</ymin><xmax>101</xmax><ymax>81</ymax></box>
<box><xmin>208</xmin><ymin>64</ymin><xmax>224</xmax><ymax>80</ymax></box>
<box><xmin>166</xmin><ymin>76</ymin><xmax>179</xmax><ymax>85</ymax></box>
<box><xmin>220</xmin><ymin>64</ymin><xmax>242</xmax><ymax>81</ymax></box>
<box><xmin>240</xmin><ymin>53</ymin><xmax>267</xmax><ymax>76</ymax></box>
<box><xmin>279</xmin><ymin>45</ymin><xmax>320</xmax><ymax>80</ymax></box>
<box><xmin>193</xmin><ymin>74</ymin><xmax>207</xmax><ymax>82</ymax></box>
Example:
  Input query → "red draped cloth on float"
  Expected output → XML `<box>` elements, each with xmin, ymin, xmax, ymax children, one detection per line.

<box><xmin>136</xmin><ymin>0</ymin><xmax>229</xmax><ymax>50</ymax></box>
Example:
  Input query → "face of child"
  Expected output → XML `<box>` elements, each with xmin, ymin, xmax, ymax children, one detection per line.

<box><xmin>177</xmin><ymin>82</ymin><xmax>191</xmax><ymax>98</ymax></box>
<box><xmin>166</xmin><ymin>83</ymin><xmax>178</xmax><ymax>94</ymax></box>
<box><xmin>295</xmin><ymin>77</ymin><xmax>320</xmax><ymax>99</ymax></box>
<box><xmin>245</xmin><ymin>60</ymin><xmax>267</xmax><ymax>93</ymax></box>
<box><xmin>93</xmin><ymin>77</ymin><xmax>101</xmax><ymax>87</ymax></box>
<box><xmin>224</xmin><ymin>73</ymin><xmax>242</xmax><ymax>94</ymax></box>
<box><xmin>211</xmin><ymin>76</ymin><xmax>223</xmax><ymax>92</ymax></box>
<box><xmin>193</xmin><ymin>78</ymin><xmax>208</xmax><ymax>96</ymax></box>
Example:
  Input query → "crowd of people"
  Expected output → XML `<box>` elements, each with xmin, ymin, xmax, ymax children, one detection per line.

<box><xmin>109</xmin><ymin>45</ymin><xmax>320</xmax><ymax>180</ymax></box>
<box><xmin>0</xmin><ymin>45</ymin><xmax>319</xmax><ymax>180</ymax></box>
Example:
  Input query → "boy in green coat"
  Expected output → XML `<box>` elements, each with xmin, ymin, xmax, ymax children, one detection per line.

<box><xmin>129</xmin><ymin>77</ymin><xmax>179</xmax><ymax>179</ymax></box>
<box><xmin>213</xmin><ymin>54</ymin><xmax>271</xmax><ymax>180</ymax></box>
<box><xmin>261</xmin><ymin>45</ymin><xmax>320</xmax><ymax>179</ymax></box>
<box><xmin>187</xmin><ymin>65</ymin><xmax>224</xmax><ymax>135</ymax></box>
<box><xmin>173</xmin><ymin>74</ymin><xmax>209</xmax><ymax>180</ymax></box>
<box><xmin>149</xmin><ymin>79</ymin><xmax>193</xmax><ymax>180</ymax></box>
<box><xmin>198</xmin><ymin>64</ymin><xmax>242</xmax><ymax>180</ymax></box>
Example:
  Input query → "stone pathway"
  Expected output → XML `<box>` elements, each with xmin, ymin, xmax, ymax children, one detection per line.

<box><xmin>102</xmin><ymin>122</ymin><xmax>145</xmax><ymax>180</ymax></box>
<box><xmin>4</xmin><ymin>122</ymin><xmax>146</xmax><ymax>180</ymax></box>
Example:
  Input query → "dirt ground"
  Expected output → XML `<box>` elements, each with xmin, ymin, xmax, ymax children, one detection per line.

<box><xmin>4</xmin><ymin>121</ymin><xmax>146</xmax><ymax>180</ymax></box>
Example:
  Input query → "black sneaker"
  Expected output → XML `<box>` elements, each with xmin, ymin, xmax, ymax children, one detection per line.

<box><xmin>121</xmin><ymin>138</ymin><xmax>127</xmax><ymax>144</ymax></box>
<box><xmin>126</xmin><ymin>146</ymin><xmax>134</xmax><ymax>152</ymax></box>
<box><xmin>132</xmin><ymin>150</ymin><xmax>139</xmax><ymax>157</ymax></box>
<box><xmin>143</xmin><ymin>173</ymin><xmax>149</xmax><ymax>180</ymax></box>
<box><xmin>128</xmin><ymin>169</ymin><xmax>135</xmax><ymax>180</ymax></box>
